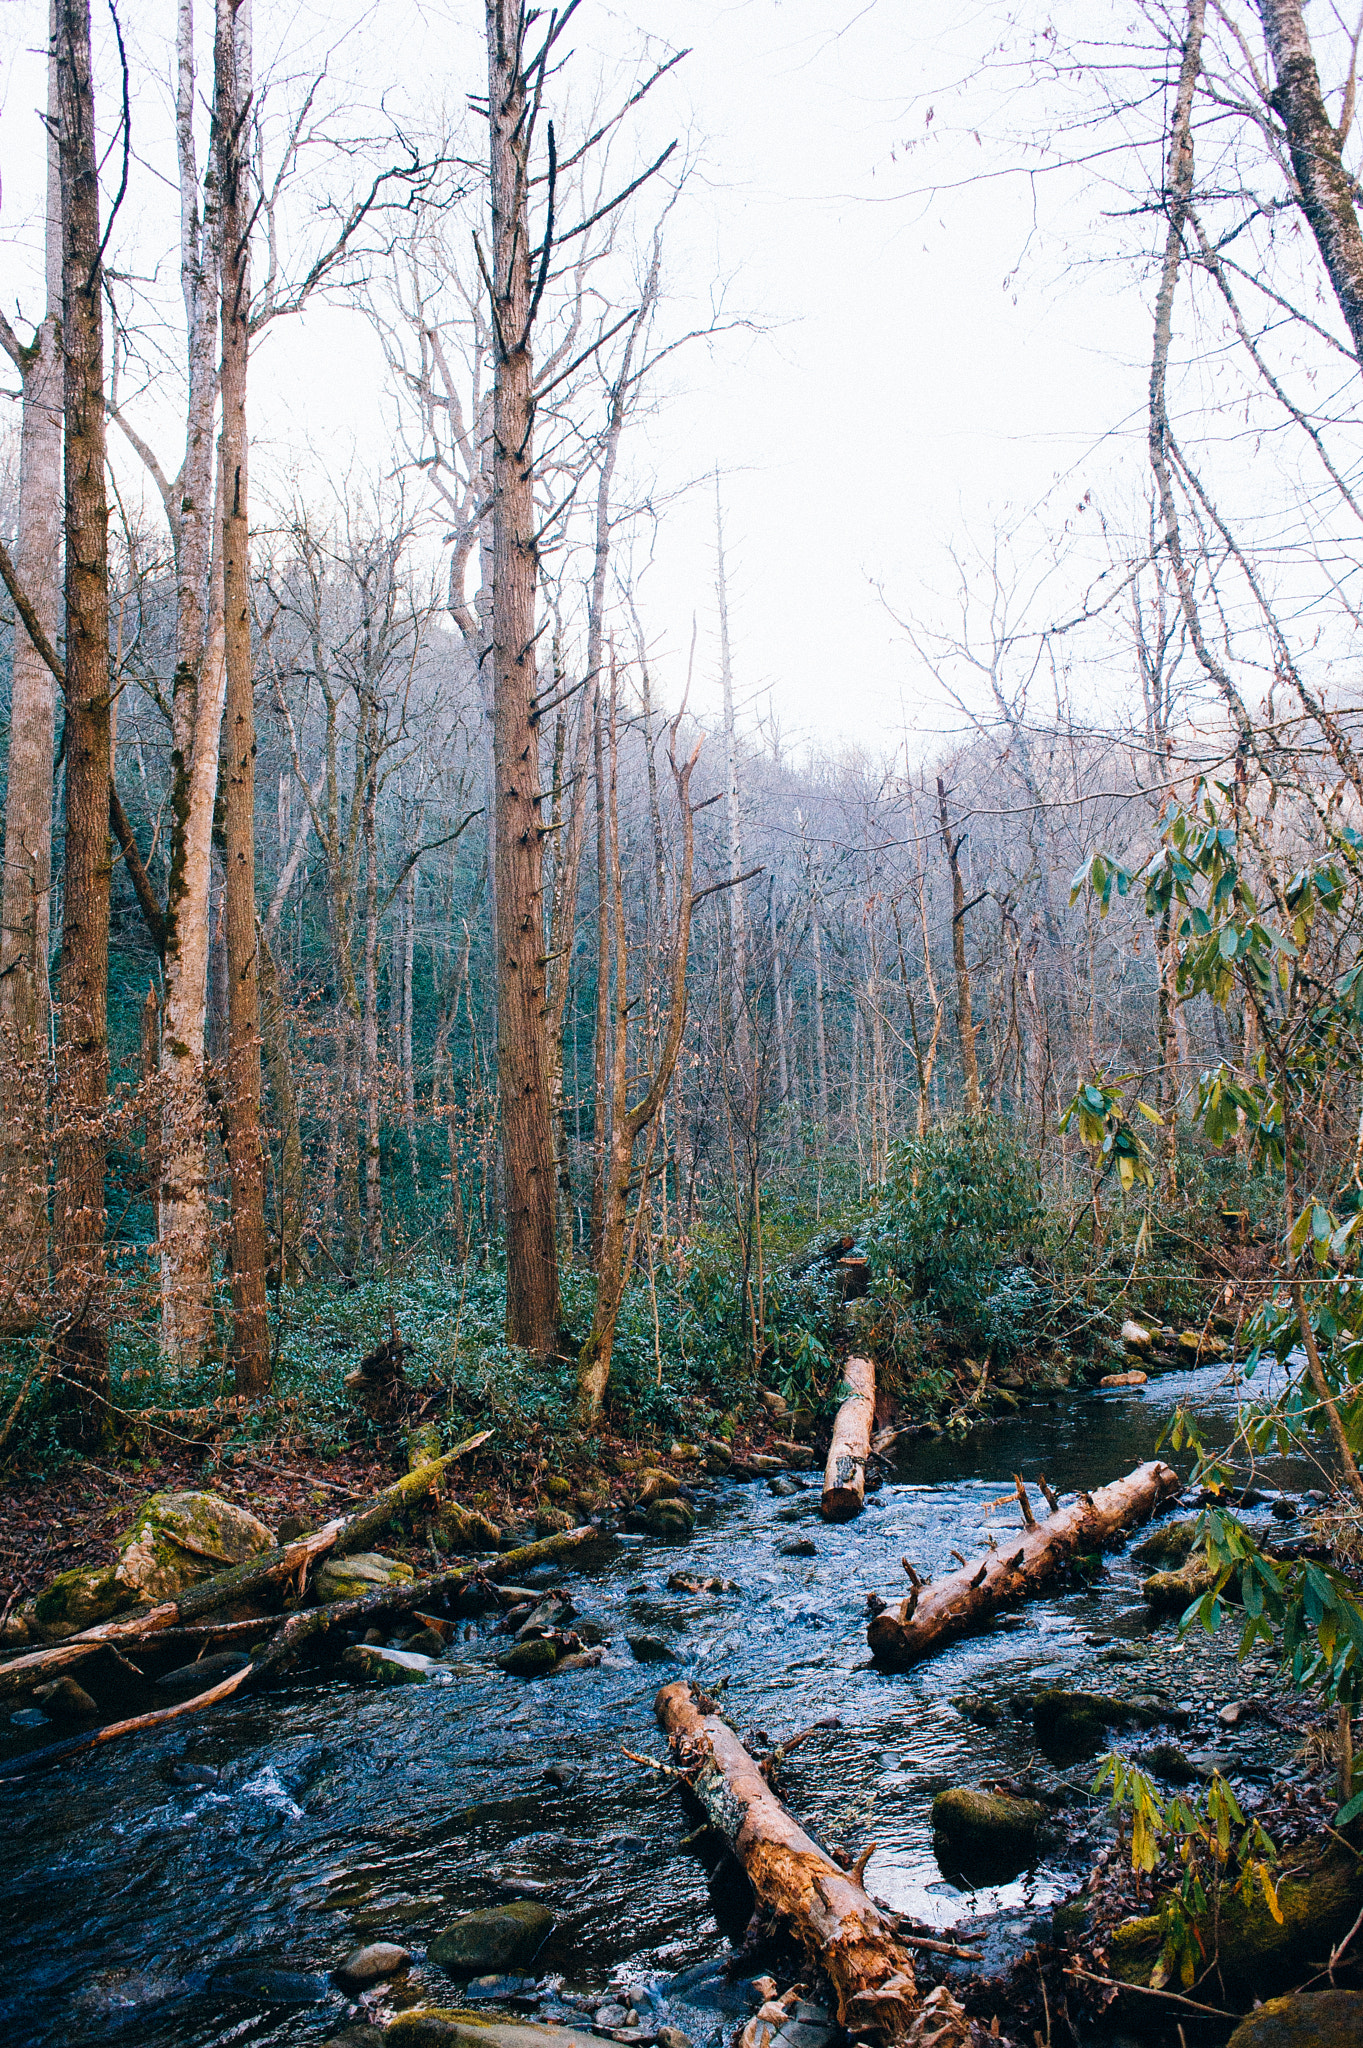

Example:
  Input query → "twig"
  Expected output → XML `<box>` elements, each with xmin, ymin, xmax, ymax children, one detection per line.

<box><xmin>1063</xmin><ymin>1965</ymin><xmax>1238</xmax><ymax>2018</ymax></box>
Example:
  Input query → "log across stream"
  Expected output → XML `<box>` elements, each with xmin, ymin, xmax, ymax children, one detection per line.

<box><xmin>0</xmin><ymin>1358</ymin><xmax>1319</xmax><ymax>2047</ymax></box>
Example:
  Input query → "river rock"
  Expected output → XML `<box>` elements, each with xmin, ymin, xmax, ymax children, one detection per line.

<box><xmin>1112</xmin><ymin>1847</ymin><xmax>1363</xmax><ymax>1998</ymax></box>
<box><xmin>1177</xmin><ymin>1328</ymin><xmax>1227</xmax><ymax>1360</ymax></box>
<box><xmin>1032</xmin><ymin>1689</ymin><xmax>1160</xmax><ymax>1750</ymax></box>
<box><xmin>932</xmin><ymin>1787</ymin><xmax>1047</xmax><ymax>1880</ymax></box>
<box><xmin>1132</xmin><ymin>1518</ymin><xmax>1198</xmax><ymax>1567</ymax></box>
<box><xmin>314</xmin><ymin>1551</ymin><xmax>414</xmax><ymax>1602</ymax></box>
<box><xmin>780</xmin><ymin>1538</ymin><xmax>817</xmax><ymax>1557</ymax></box>
<box><xmin>1143</xmin><ymin>1558</ymin><xmax>1216</xmax><ymax>1615</ymax></box>
<box><xmin>627</xmin><ymin>1635</ymin><xmax>676</xmax><ymax>1663</ymax></box>
<box><xmin>703</xmin><ymin>1440</ymin><xmax>733</xmax><ymax>1473</ymax></box>
<box><xmin>635</xmin><ymin>1469</ymin><xmax>687</xmax><ymax>1505</ymax></box>
<box><xmin>535</xmin><ymin>1506</ymin><xmax>576</xmax><ymax>1538</ymax></box>
<box><xmin>1121</xmin><ymin>1320</ymin><xmax>1154</xmax><ymax>1354</ymax></box>
<box><xmin>745</xmin><ymin>1454</ymin><xmax>787</xmax><ymax>1476</ymax></box>
<box><xmin>10</xmin><ymin>1706</ymin><xmax>47</xmax><ymax>1728</ymax></box>
<box><xmin>428</xmin><ymin>1902</ymin><xmax>556</xmax><ymax>1974</ymax></box>
<box><xmin>336</xmin><ymin>1941</ymin><xmax>411</xmax><ymax>1988</ymax></box>
<box><xmin>18</xmin><ymin>1489</ymin><xmax>276</xmax><ymax>1642</ymax></box>
<box><xmin>1145</xmin><ymin>1743</ymin><xmax>1197</xmax><ymax>1783</ymax></box>
<box><xmin>644</xmin><ymin>1498</ymin><xmax>694</xmax><ymax>1539</ymax></box>
<box><xmin>497</xmin><ymin>1637</ymin><xmax>559</xmax><ymax>1677</ymax></box>
<box><xmin>342</xmin><ymin>1644</ymin><xmax>446</xmax><ymax>1685</ymax></box>
<box><xmin>403</xmin><ymin>1627</ymin><xmax>448</xmax><ymax>1657</ymax></box>
<box><xmin>211</xmin><ymin>1963</ymin><xmax>329</xmax><ymax>2003</ymax></box>
<box><xmin>388</xmin><ymin>2019</ymin><xmax>599</xmax><ymax>2048</ymax></box>
<box><xmin>1100</xmin><ymin>1369</ymin><xmax>1148</xmax><ymax>1388</ymax></box>
<box><xmin>1227</xmin><ymin>1991</ymin><xmax>1363</xmax><ymax>2048</ymax></box>
<box><xmin>31</xmin><ymin>1675</ymin><xmax>99</xmax><ymax>1719</ymax></box>
<box><xmin>769</xmin><ymin>1440</ymin><xmax>816</xmax><ymax>1470</ymax></box>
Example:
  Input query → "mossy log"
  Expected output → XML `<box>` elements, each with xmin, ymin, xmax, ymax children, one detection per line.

<box><xmin>0</xmin><ymin>1430</ymin><xmax>491</xmax><ymax>1700</ymax></box>
<box><xmin>655</xmin><ymin>1678</ymin><xmax>919</xmax><ymax>2039</ymax></box>
<box><xmin>867</xmin><ymin>1459</ymin><xmax>1180</xmax><ymax>1669</ymax></box>
<box><xmin>821</xmin><ymin>1356</ymin><xmax>875</xmax><ymax>1523</ymax></box>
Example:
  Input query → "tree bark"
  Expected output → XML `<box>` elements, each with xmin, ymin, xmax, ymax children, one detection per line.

<box><xmin>486</xmin><ymin>0</ymin><xmax>559</xmax><ymax>1354</ymax></box>
<box><xmin>822</xmin><ymin>1355</ymin><xmax>874</xmax><ymax>1522</ymax></box>
<box><xmin>655</xmin><ymin>1680</ymin><xmax>919</xmax><ymax>2039</ymax></box>
<box><xmin>1259</xmin><ymin>0</ymin><xmax>1363</xmax><ymax>371</ymax></box>
<box><xmin>216</xmin><ymin>0</ymin><xmax>270</xmax><ymax>1392</ymax></box>
<box><xmin>0</xmin><ymin>11</ymin><xmax>61</xmax><ymax>1300</ymax></box>
<box><xmin>936</xmin><ymin>776</ymin><xmax>981</xmax><ymax>1115</ymax></box>
<box><xmin>157</xmin><ymin>0</ymin><xmax>226</xmax><ymax>1369</ymax></box>
<box><xmin>867</xmin><ymin>1460</ymin><xmax>1180</xmax><ymax>1669</ymax></box>
<box><xmin>52</xmin><ymin>0</ymin><xmax>113</xmax><ymax>1441</ymax></box>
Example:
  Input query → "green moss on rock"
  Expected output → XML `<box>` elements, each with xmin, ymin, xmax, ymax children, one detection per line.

<box><xmin>1227</xmin><ymin>1990</ymin><xmax>1363</xmax><ymax>2048</ymax></box>
<box><xmin>1132</xmin><ymin>1518</ymin><xmax>1199</xmax><ymax>1567</ymax></box>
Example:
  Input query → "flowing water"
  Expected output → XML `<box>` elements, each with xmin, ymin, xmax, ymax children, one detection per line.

<box><xmin>0</xmin><ymin>1360</ymin><xmax>1323</xmax><ymax>2046</ymax></box>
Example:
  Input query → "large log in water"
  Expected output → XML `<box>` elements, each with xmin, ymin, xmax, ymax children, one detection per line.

<box><xmin>655</xmin><ymin>1679</ymin><xmax>919</xmax><ymax>2039</ymax></box>
<box><xmin>821</xmin><ymin>1356</ymin><xmax>875</xmax><ymax>1522</ymax></box>
<box><xmin>867</xmin><ymin>1459</ymin><xmax>1180</xmax><ymax>1670</ymax></box>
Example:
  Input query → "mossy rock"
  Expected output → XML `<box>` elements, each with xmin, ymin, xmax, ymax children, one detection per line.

<box><xmin>428</xmin><ymin>1902</ymin><xmax>555</xmax><ymax>1973</ymax></box>
<box><xmin>1112</xmin><ymin>1850</ymin><xmax>1363</xmax><ymax>2000</ymax></box>
<box><xmin>313</xmin><ymin>1551</ymin><xmax>414</xmax><ymax>1602</ymax></box>
<box><xmin>534</xmin><ymin>1505</ymin><xmax>575</xmax><ymax>1537</ymax></box>
<box><xmin>1032</xmin><ymin>1688</ymin><xmax>1161</xmax><ymax>1754</ymax></box>
<box><xmin>28</xmin><ymin>1489</ymin><xmax>275</xmax><ymax>1640</ymax></box>
<box><xmin>1132</xmin><ymin>1517</ymin><xmax>1199</xmax><ymax>1567</ymax></box>
<box><xmin>1227</xmin><ymin>1991</ymin><xmax>1363</xmax><ymax>2048</ymax></box>
<box><xmin>433</xmin><ymin>1500</ymin><xmax>502</xmax><ymax>1551</ymax></box>
<box><xmin>932</xmin><ymin>1786</ymin><xmax>1048</xmax><ymax>1885</ymax></box>
<box><xmin>496</xmin><ymin>1637</ymin><xmax>559</xmax><ymax>1677</ymax></box>
<box><xmin>644</xmin><ymin>1497</ymin><xmax>695</xmax><ymax>1538</ymax></box>
<box><xmin>1143</xmin><ymin>1558</ymin><xmax>1217</xmax><ymax>1615</ymax></box>
<box><xmin>387</xmin><ymin>2017</ymin><xmax>597</xmax><ymax>2048</ymax></box>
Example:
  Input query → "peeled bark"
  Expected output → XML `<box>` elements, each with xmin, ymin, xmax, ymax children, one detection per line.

<box><xmin>53</xmin><ymin>0</ymin><xmax>113</xmax><ymax>1439</ymax></box>
<box><xmin>867</xmin><ymin>1460</ymin><xmax>1180</xmax><ymax>1670</ymax></box>
<box><xmin>821</xmin><ymin>1356</ymin><xmax>874</xmax><ymax>1522</ymax></box>
<box><xmin>655</xmin><ymin>1680</ymin><xmax>919</xmax><ymax>2039</ymax></box>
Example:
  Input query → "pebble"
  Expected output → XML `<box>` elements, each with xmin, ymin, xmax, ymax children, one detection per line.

<box><xmin>596</xmin><ymin>2003</ymin><xmax>630</xmax><ymax>2028</ymax></box>
<box><xmin>10</xmin><ymin>1708</ymin><xmax>47</xmax><ymax>1728</ymax></box>
<box><xmin>1219</xmin><ymin>1700</ymin><xmax>1257</xmax><ymax>1728</ymax></box>
<box><xmin>335</xmin><ymin>1942</ymin><xmax>411</xmax><ymax>1989</ymax></box>
<box><xmin>779</xmin><ymin>1539</ymin><xmax>817</xmax><ymax>1557</ymax></box>
<box><xmin>657</xmin><ymin>2030</ymin><xmax>692</xmax><ymax>2048</ymax></box>
<box><xmin>166</xmin><ymin>1760</ymin><xmax>220</xmax><ymax>1786</ymax></box>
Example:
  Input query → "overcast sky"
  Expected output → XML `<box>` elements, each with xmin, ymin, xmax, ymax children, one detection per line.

<box><xmin>0</xmin><ymin>1</ymin><xmax>1154</xmax><ymax>754</ymax></box>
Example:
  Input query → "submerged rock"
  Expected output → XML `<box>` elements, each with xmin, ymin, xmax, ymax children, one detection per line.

<box><xmin>210</xmin><ymin>1963</ymin><xmax>329</xmax><ymax>2003</ymax></box>
<box><xmin>1032</xmin><ymin>1689</ymin><xmax>1162</xmax><ymax>1752</ymax></box>
<box><xmin>314</xmin><ymin>1551</ymin><xmax>414</xmax><ymax>1602</ymax></box>
<box><xmin>1227</xmin><ymin>1991</ymin><xmax>1363</xmax><ymax>2048</ymax></box>
<box><xmin>644</xmin><ymin>1498</ymin><xmax>694</xmax><ymax>1539</ymax></box>
<box><xmin>335</xmin><ymin>1941</ymin><xmax>411</xmax><ymax>1989</ymax></box>
<box><xmin>428</xmin><ymin>1901</ymin><xmax>555</xmax><ymax>1974</ymax></box>
<box><xmin>627</xmin><ymin>1635</ymin><xmax>676</xmax><ymax>1663</ymax></box>
<box><xmin>1132</xmin><ymin>1517</ymin><xmax>1199</xmax><ymax>1567</ymax></box>
<box><xmin>497</xmin><ymin>1637</ymin><xmax>559</xmax><ymax>1677</ymax></box>
<box><xmin>388</xmin><ymin>2020</ymin><xmax>598</xmax><ymax>2048</ymax></box>
<box><xmin>932</xmin><ymin>1786</ymin><xmax>1048</xmax><ymax>1883</ymax></box>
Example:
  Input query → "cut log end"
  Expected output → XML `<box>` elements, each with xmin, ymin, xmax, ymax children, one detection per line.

<box><xmin>821</xmin><ymin>1357</ymin><xmax>875</xmax><ymax>1524</ymax></box>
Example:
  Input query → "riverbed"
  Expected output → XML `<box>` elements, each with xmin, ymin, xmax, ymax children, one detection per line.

<box><xmin>0</xmin><ymin>1358</ymin><xmax>1323</xmax><ymax>2046</ymax></box>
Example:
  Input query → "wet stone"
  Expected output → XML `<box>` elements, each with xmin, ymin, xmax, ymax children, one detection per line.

<box><xmin>429</xmin><ymin>1901</ymin><xmax>555</xmax><ymax>1973</ymax></box>
<box><xmin>32</xmin><ymin>1674</ymin><xmax>99</xmax><ymax>1718</ymax></box>
<box><xmin>780</xmin><ymin>1538</ymin><xmax>817</xmax><ymax>1557</ymax></box>
<box><xmin>498</xmin><ymin>1638</ymin><xmax>560</xmax><ymax>1678</ymax></box>
<box><xmin>336</xmin><ymin>1941</ymin><xmax>411</xmax><ymax>1989</ymax></box>
<box><xmin>1227</xmin><ymin>1990</ymin><xmax>1363</xmax><ymax>2048</ymax></box>
<box><xmin>628</xmin><ymin>1635</ymin><xmax>676</xmax><ymax>1663</ymax></box>
<box><xmin>10</xmin><ymin>1707</ymin><xmax>47</xmax><ymax>1728</ymax></box>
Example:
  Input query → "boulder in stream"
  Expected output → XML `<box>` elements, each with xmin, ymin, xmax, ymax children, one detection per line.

<box><xmin>644</xmin><ymin>1498</ymin><xmax>694</xmax><ymax>1539</ymax></box>
<box><xmin>428</xmin><ymin>1901</ymin><xmax>555</xmax><ymax>1974</ymax></box>
<box><xmin>1143</xmin><ymin>1557</ymin><xmax>1217</xmax><ymax>1615</ymax></box>
<box><xmin>932</xmin><ymin>1787</ymin><xmax>1048</xmax><ymax>1882</ymax></box>
<box><xmin>497</xmin><ymin>1636</ymin><xmax>560</xmax><ymax>1677</ymax></box>
<box><xmin>335</xmin><ymin>1940</ymin><xmax>411</xmax><ymax>1989</ymax></box>
<box><xmin>1132</xmin><ymin>1517</ymin><xmax>1199</xmax><ymax>1567</ymax></box>
<box><xmin>387</xmin><ymin>2020</ymin><xmax>598</xmax><ymax>2048</ymax></box>
<box><xmin>1031</xmin><ymin>1688</ymin><xmax>1163</xmax><ymax>1752</ymax></box>
<box><xmin>1226</xmin><ymin>1991</ymin><xmax>1363</xmax><ymax>2048</ymax></box>
<box><xmin>341</xmin><ymin>1644</ymin><xmax>448</xmax><ymax>1685</ymax></box>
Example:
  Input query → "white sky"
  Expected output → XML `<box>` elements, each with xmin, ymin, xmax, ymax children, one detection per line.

<box><xmin>0</xmin><ymin>1</ymin><xmax>1156</xmax><ymax>754</ymax></box>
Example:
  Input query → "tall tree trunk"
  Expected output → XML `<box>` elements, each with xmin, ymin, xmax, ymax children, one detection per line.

<box><xmin>401</xmin><ymin>863</ymin><xmax>419</xmax><ymax>1193</ymax></box>
<box><xmin>486</xmin><ymin>0</ymin><xmax>558</xmax><ymax>1354</ymax></box>
<box><xmin>361</xmin><ymin>748</ymin><xmax>382</xmax><ymax>1261</ymax></box>
<box><xmin>936</xmin><ymin>776</ymin><xmax>981</xmax><ymax>1115</ymax></box>
<box><xmin>258</xmin><ymin>930</ymin><xmax>304</xmax><ymax>1285</ymax></box>
<box><xmin>0</xmin><ymin>11</ymin><xmax>61</xmax><ymax>1303</ymax></box>
<box><xmin>216</xmin><ymin>0</ymin><xmax>269</xmax><ymax>1393</ymax></box>
<box><xmin>811</xmin><ymin>898</ymin><xmax>829</xmax><ymax>1128</ymax></box>
<box><xmin>53</xmin><ymin>0</ymin><xmax>112</xmax><ymax>1441</ymax></box>
<box><xmin>589</xmin><ymin>691</ymin><xmax>611</xmax><ymax>1259</ymax></box>
<box><xmin>715</xmin><ymin>478</ymin><xmax>746</xmax><ymax>1054</ymax></box>
<box><xmin>1259</xmin><ymin>0</ymin><xmax>1363</xmax><ymax>371</ymax></box>
<box><xmin>157</xmin><ymin>0</ymin><xmax>225</xmax><ymax>1369</ymax></box>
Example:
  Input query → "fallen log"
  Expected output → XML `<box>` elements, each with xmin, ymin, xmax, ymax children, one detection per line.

<box><xmin>655</xmin><ymin>1679</ymin><xmax>919</xmax><ymax>2038</ymax></box>
<box><xmin>0</xmin><ymin>1522</ymin><xmax>605</xmax><ymax>1777</ymax></box>
<box><xmin>821</xmin><ymin>1357</ymin><xmax>875</xmax><ymax>1523</ymax></box>
<box><xmin>866</xmin><ymin>1459</ymin><xmax>1180</xmax><ymax>1669</ymax></box>
<box><xmin>0</xmin><ymin>1429</ymin><xmax>491</xmax><ymax>1699</ymax></box>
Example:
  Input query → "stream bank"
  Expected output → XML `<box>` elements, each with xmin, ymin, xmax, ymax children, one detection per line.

<box><xmin>0</xmin><ymin>1358</ymin><xmax>1345</xmax><ymax>2047</ymax></box>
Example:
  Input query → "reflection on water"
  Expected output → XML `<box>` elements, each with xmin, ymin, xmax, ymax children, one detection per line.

<box><xmin>0</xmin><ymin>1361</ymin><xmax>1321</xmax><ymax>2045</ymax></box>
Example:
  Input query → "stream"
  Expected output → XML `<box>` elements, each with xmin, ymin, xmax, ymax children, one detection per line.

<box><xmin>0</xmin><ymin>1359</ymin><xmax>1324</xmax><ymax>2047</ymax></box>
